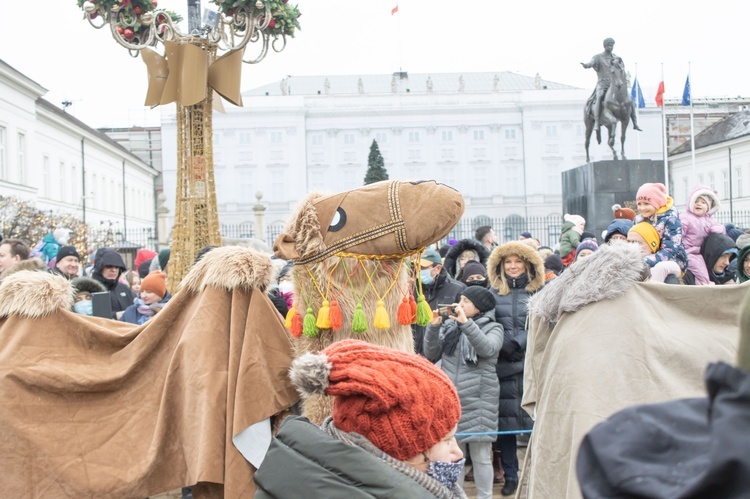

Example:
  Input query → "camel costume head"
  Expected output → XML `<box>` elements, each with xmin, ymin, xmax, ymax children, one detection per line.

<box><xmin>274</xmin><ymin>179</ymin><xmax>464</xmax><ymax>423</ymax></box>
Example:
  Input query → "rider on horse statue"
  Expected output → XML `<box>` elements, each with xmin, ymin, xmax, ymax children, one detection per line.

<box><xmin>581</xmin><ymin>37</ymin><xmax>642</xmax><ymax>132</ymax></box>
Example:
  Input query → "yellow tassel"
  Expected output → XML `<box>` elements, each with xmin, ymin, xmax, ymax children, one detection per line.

<box><xmin>373</xmin><ymin>299</ymin><xmax>390</xmax><ymax>329</ymax></box>
<box><xmin>285</xmin><ymin>305</ymin><xmax>296</xmax><ymax>329</ymax></box>
<box><xmin>316</xmin><ymin>299</ymin><xmax>331</xmax><ymax>329</ymax></box>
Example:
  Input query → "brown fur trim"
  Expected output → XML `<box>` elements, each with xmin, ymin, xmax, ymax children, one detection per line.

<box><xmin>283</xmin><ymin>192</ymin><xmax>328</xmax><ymax>261</ymax></box>
<box><xmin>181</xmin><ymin>246</ymin><xmax>273</xmax><ymax>294</ymax></box>
<box><xmin>487</xmin><ymin>241</ymin><xmax>545</xmax><ymax>295</ymax></box>
<box><xmin>0</xmin><ymin>270</ymin><xmax>74</xmax><ymax>318</ymax></box>
<box><xmin>0</xmin><ymin>258</ymin><xmax>47</xmax><ymax>280</ymax></box>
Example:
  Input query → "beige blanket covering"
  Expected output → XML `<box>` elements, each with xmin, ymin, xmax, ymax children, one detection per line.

<box><xmin>524</xmin><ymin>281</ymin><xmax>746</xmax><ymax>498</ymax></box>
<box><xmin>0</xmin><ymin>247</ymin><xmax>299</xmax><ymax>498</ymax></box>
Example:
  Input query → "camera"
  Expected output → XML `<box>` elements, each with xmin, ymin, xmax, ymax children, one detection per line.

<box><xmin>437</xmin><ymin>304</ymin><xmax>455</xmax><ymax>320</ymax></box>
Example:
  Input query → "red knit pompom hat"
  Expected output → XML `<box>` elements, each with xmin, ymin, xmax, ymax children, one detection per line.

<box><xmin>290</xmin><ymin>339</ymin><xmax>461</xmax><ymax>461</ymax></box>
<box><xmin>636</xmin><ymin>183</ymin><xmax>668</xmax><ymax>210</ymax></box>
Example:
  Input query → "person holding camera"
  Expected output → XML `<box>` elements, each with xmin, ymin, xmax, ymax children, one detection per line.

<box><xmin>423</xmin><ymin>286</ymin><xmax>504</xmax><ymax>499</ymax></box>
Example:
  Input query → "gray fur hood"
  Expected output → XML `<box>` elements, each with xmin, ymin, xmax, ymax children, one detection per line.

<box><xmin>528</xmin><ymin>242</ymin><xmax>647</xmax><ymax>325</ymax></box>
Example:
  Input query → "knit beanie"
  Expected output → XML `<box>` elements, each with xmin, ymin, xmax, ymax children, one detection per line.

<box><xmin>290</xmin><ymin>339</ymin><xmax>461</xmax><ymax>462</ymax></box>
<box><xmin>134</xmin><ymin>249</ymin><xmax>158</xmax><ymax>270</ymax></box>
<box><xmin>460</xmin><ymin>286</ymin><xmax>495</xmax><ymax>313</ymax></box>
<box><xmin>141</xmin><ymin>271</ymin><xmax>167</xmax><ymax>299</ymax></box>
<box><xmin>460</xmin><ymin>260</ymin><xmax>488</xmax><ymax>283</ymax></box>
<box><xmin>138</xmin><ymin>259</ymin><xmax>153</xmax><ymax>279</ymax></box>
<box><xmin>630</xmin><ymin>222</ymin><xmax>660</xmax><ymax>253</ymax></box>
<box><xmin>604</xmin><ymin>219</ymin><xmax>634</xmax><ymax>242</ymax></box>
<box><xmin>575</xmin><ymin>238</ymin><xmax>600</xmax><ymax>261</ymax></box>
<box><xmin>736</xmin><ymin>233</ymin><xmax>750</xmax><ymax>250</ymax></box>
<box><xmin>636</xmin><ymin>183</ymin><xmax>668</xmax><ymax>209</ymax></box>
<box><xmin>564</xmin><ymin>213</ymin><xmax>586</xmax><ymax>227</ymax></box>
<box><xmin>612</xmin><ymin>204</ymin><xmax>636</xmax><ymax>221</ymax></box>
<box><xmin>56</xmin><ymin>245</ymin><xmax>80</xmax><ymax>262</ymax></box>
<box><xmin>157</xmin><ymin>248</ymin><xmax>171</xmax><ymax>270</ymax></box>
<box><xmin>545</xmin><ymin>253</ymin><xmax>564</xmax><ymax>275</ymax></box>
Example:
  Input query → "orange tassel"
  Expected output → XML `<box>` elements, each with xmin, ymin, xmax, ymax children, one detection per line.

<box><xmin>397</xmin><ymin>297</ymin><xmax>412</xmax><ymax>325</ymax></box>
<box><xmin>290</xmin><ymin>312</ymin><xmax>303</xmax><ymax>338</ymax></box>
<box><xmin>408</xmin><ymin>295</ymin><xmax>417</xmax><ymax>323</ymax></box>
<box><xmin>329</xmin><ymin>299</ymin><xmax>343</xmax><ymax>331</ymax></box>
<box><xmin>285</xmin><ymin>305</ymin><xmax>296</xmax><ymax>329</ymax></box>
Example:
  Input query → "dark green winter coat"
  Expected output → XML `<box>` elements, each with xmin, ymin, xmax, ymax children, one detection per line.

<box><xmin>255</xmin><ymin>416</ymin><xmax>467</xmax><ymax>499</ymax></box>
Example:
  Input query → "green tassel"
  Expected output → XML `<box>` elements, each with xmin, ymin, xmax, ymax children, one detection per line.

<box><xmin>351</xmin><ymin>302</ymin><xmax>368</xmax><ymax>334</ymax></box>
<box><xmin>303</xmin><ymin>307</ymin><xmax>319</xmax><ymax>337</ymax></box>
<box><xmin>416</xmin><ymin>294</ymin><xmax>432</xmax><ymax>326</ymax></box>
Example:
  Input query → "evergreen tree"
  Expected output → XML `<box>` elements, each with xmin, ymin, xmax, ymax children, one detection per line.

<box><xmin>364</xmin><ymin>139</ymin><xmax>389</xmax><ymax>185</ymax></box>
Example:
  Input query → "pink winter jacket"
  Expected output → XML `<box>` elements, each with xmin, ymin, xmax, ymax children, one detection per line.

<box><xmin>680</xmin><ymin>185</ymin><xmax>725</xmax><ymax>284</ymax></box>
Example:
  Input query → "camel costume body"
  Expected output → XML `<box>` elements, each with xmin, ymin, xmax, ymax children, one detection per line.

<box><xmin>274</xmin><ymin>180</ymin><xmax>465</xmax><ymax>423</ymax></box>
<box><xmin>522</xmin><ymin>243</ymin><xmax>743</xmax><ymax>498</ymax></box>
<box><xmin>0</xmin><ymin>247</ymin><xmax>299</xmax><ymax>498</ymax></box>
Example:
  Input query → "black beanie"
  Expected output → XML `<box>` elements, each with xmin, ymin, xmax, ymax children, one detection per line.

<box><xmin>545</xmin><ymin>254</ymin><xmax>564</xmax><ymax>275</ymax></box>
<box><xmin>56</xmin><ymin>245</ymin><xmax>80</xmax><ymax>262</ymax></box>
<box><xmin>460</xmin><ymin>260</ymin><xmax>488</xmax><ymax>283</ymax></box>
<box><xmin>138</xmin><ymin>259</ymin><xmax>153</xmax><ymax>279</ymax></box>
<box><xmin>461</xmin><ymin>286</ymin><xmax>495</xmax><ymax>313</ymax></box>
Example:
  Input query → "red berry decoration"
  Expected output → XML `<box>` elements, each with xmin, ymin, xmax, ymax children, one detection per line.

<box><xmin>116</xmin><ymin>25</ymin><xmax>124</xmax><ymax>34</ymax></box>
<box><xmin>123</xmin><ymin>28</ymin><xmax>135</xmax><ymax>40</ymax></box>
<box><xmin>268</xmin><ymin>18</ymin><xmax>276</xmax><ymax>28</ymax></box>
<box><xmin>151</xmin><ymin>0</ymin><xmax>158</xmax><ymax>5</ymax></box>
<box><xmin>134</xmin><ymin>6</ymin><xmax>142</xmax><ymax>14</ymax></box>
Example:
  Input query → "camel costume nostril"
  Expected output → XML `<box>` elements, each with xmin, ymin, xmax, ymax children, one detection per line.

<box><xmin>274</xmin><ymin>179</ymin><xmax>465</xmax><ymax>423</ymax></box>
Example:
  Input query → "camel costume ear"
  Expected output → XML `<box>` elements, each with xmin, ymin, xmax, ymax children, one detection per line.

<box><xmin>273</xmin><ymin>233</ymin><xmax>300</xmax><ymax>261</ymax></box>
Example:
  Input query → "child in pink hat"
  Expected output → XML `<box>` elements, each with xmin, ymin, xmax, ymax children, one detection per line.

<box><xmin>635</xmin><ymin>182</ymin><xmax>688</xmax><ymax>274</ymax></box>
<box><xmin>679</xmin><ymin>185</ymin><xmax>726</xmax><ymax>285</ymax></box>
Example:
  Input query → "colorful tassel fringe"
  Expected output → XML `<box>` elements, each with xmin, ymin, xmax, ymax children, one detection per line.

<box><xmin>316</xmin><ymin>299</ymin><xmax>331</xmax><ymax>329</ymax></box>
<box><xmin>352</xmin><ymin>303</ymin><xmax>368</xmax><ymax>333</ymax></box>
<box><xmin>408</xmin><ymin>295</ymin><xmax>417</xmax><ymax>323</ymax></box>
<box><xmin>285</xmin><ymin>305</ymin><xmax>296</xmax><ymax>329</ymax></box>
<box><xmin>329</xmin><ymin>299</ymin><xmax>343</xmax><ymax>331</ymax></box>
<box><xmin>303</xmin><ymin>307</ymin><xmax>319</xmax><ymax>337</ymax></box>
<box><xmin>397</xmin><ymin>297</ymin><xmax>412</xmax><ymax>326</ymax></box>
<box><xmin>290</xmin><ymin>313</ymin><xmax>303</xmax><ymax>338</ymax></box>
<box><xmin>373</xmin><ymin>299</ymin><xmax>390</xmax><ymax>329</ymax></box>
<box><xmin>416</xmin><ymin>294</ymin><xmax>432</xmax><ymax>326</ymax></box>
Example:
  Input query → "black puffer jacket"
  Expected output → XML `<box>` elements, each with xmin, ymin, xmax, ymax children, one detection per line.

<box><xmin>487</xmin><ymin>241</ymin><xmax>545</xmax><ymax>432</ymax></box>
<box><xmin>412</xmin><ymin>269</ymin><xmax>466</xmax><ymax>354</ymax></box>
<box><xmin>443</xmin><ymin>239</ymin><xmax>491</xmax><ymax>280</ymax></box>
<box><xmin>91</xmin><ymin>249</ymin><xmax>136</xmax><ymax>318</ymax></box>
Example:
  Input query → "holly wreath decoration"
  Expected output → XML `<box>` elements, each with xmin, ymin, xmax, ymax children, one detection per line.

<box><xmin>210</xmin><ymin>0</ymin><xmax>301</xmax><ymax>38</ymax></box>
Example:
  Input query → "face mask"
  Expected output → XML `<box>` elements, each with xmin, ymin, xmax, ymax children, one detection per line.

<box><xmin>427</xmin><ymin>457</ymin><xmax>465</xmax><ymax>490</ymax></box>
<box><xmin>74</xmin><ymin>300</ymin><xmax>93</xmax><ymax>316</ymax></box>
<box><xmin>420</xmin><ymin>269</ymin><xmax>434</xmax><ymax>286</ymax></box>
<box><xmin>466</xmin><ymin>279</ymin><xmax>487</xmax><ymax>287</ymax></box>
<box><xmin>278</xmin><ymin>280</ymin><xmax>294</xmax><ymax>294</ymax></box>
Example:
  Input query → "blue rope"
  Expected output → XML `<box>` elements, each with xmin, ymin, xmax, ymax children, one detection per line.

<box><xmin>455</xmin><ymin>429</ymin><xmax>532</xmax><ymax>437</ymax></box>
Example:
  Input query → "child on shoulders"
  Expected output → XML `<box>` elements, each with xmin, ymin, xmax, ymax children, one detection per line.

<box><xmin>679</xmin><ymin>185</ymin><xmax>726</xmax><ymax>285</ymax></box>
<box><xmin>635</xmin><ymin>182</ymin><xmax>688</xmax><ymax>273</ymax></box>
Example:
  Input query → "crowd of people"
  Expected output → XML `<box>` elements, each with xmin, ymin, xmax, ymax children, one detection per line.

<box><xmin>2</xmin><ymin>179</ymin><xmax>748</xmax><ymax>498</ymax></box>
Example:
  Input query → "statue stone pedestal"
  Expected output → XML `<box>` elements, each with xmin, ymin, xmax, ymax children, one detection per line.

<box><xmin>562</xmin><ymin>160</ymin><xmax>664</xmax><ymax>242</ymax></box>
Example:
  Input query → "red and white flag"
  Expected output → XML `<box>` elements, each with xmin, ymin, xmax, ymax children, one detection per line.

<box><xmin>655</xmin><ymin>81</ymin><xmax>665</xmax><ymax>107</ymax></box>
<box><xmin>391</xmin><ymin>3</ymin><xmax>398</xmax><ymax>15</ymax></box>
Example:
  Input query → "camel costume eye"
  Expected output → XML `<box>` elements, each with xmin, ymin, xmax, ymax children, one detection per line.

<box><xmin>328</xmin><ymin>208</ymin><xmax>347</xmax><ymax>232</ymax></box>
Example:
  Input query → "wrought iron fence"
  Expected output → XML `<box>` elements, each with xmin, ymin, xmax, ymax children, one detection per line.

<box><xmin>440</xmin><ymin>215</ymin><xmax>564</xmax><ymax>249</ymax></box>
<box><xmin>715</xmin><ymin>211</ymin><xmax>750</xmax><ymax>229</ymax></box>
<box><xmin>88</xmin><ymin>227</ymin><xmax>158</xmax><ymax>251</ymax></box>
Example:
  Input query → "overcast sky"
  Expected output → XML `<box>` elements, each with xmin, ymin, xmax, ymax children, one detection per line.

<box><xmin>2</xmin><ymin>0</ymin><xmax>749</xmax><ymax>128</ymax></box>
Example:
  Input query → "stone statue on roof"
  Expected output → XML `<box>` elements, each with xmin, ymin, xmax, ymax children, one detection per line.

<box><xmin>493</xmin><ymin>74</ymin><xmax>499</xmax><ymax>92</ymax></box>
<box><xmin>280</xmin><ymin>78</ymin><xmax>288</xmax><ymax>95</ymax></box>
<box><xmin>535</xmin><ymin>73</ymin><xmax>542</xmax><ymax>90</ymax></box>
<box><xmin>426</xmin><ymin>76</ymin><xmax>433</xmax><ymax>93</ymax></box>
<box><xmin>358</xmin><ymin>78</ymin><xmax>364</xmax><ymax>94</ymax></box>
<box><xmin>458</xmin><ymin>75</ymin><xmax>465</xmax><ymax>92</ymax></box>
<box><xmin>323</xmin><ymin>78</ymin><xmax>330</xmax><ymax>95</ymax></box>
<box><xmin>391</xmin><ymin>76</ymin><xmax>398</xmax><ymax>93</ymax></box>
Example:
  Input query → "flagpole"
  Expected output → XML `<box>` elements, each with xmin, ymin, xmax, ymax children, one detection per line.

<box><xmin>397</xmin><ymin>2</ymin><xmax>402</xmax><ymax>72</ymax></box>
<box><xmin>661</xmin><ymin>63</ymin><xmax>668</xmax><ymax>190</ymax></box>
<box><xmin>635</xmin><ymin>63</ymin><xmax>641</xmax><ymax>159</ymax></box>
<box><xmin>688</xmin><ymin>62</ymin><xmax>696</xmax><ymax>184</ymax></box>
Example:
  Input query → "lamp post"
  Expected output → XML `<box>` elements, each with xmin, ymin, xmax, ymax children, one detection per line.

<box><xmin>77</xmin><ymin>0</ymin><xmax>300</xmax><ymax>290</ymax></box>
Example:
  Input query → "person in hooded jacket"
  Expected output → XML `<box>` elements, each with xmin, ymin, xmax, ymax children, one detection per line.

<box><xmin>90</xmin><ymin>248</ymin><xmax>136</xmax><ymax>319</ymax></box>
<box><xmin>738</xmin><ymin>243</ymin><xmax>750</xmax><ymax>284</ymax></box>
<box><xmin>487</xmin><ymin>241</ymin><xmax>545</xmax><ymax>496</ymax></box>
<box><xmin>690</xmin><ymin>233</ymin><xmax>738</xmax><ymax>285</ymax></box>
<box><xmin>443</xmin><ymin>239</ymin><xmax>491</xmax><ymax>281</ymax></box>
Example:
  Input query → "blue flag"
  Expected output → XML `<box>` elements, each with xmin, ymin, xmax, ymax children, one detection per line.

<box><xmin>682</xmin><ymin>75</ymin><xmax>691</xmax><ymax>106</ymax></box>
<box><xmin>631</xmin><ymin>78</ymin><xmax>645</xmax><ymax>108</ymax></box>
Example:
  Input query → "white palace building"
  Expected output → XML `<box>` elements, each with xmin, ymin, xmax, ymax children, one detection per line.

<box><xmin>161</xmin><ymin>71</ymin><xmax>665</xmax><ymax>233</ymax></box>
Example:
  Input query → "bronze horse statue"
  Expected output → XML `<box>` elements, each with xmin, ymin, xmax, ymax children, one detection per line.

<box><xmin>584</xmin><ymin>58</ymin><xmax>640</xmax><ymax>162</ymax></box>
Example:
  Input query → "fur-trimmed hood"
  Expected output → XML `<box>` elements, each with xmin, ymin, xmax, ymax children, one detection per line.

<box><xmin>0</xmin><ymin>258</ymin><xmax>47</xmax><ymax>280</ymax></box>
<box><xmin>487</xmin><ymin>241</ymin><xmax>545</xmax><ymax>295</ymax></box>
<box><xmin>443</xmin><ymin>239</ymin><xmax>491</xmax><ymax>278</ymax></box>
<box><xmin>71</xmin><ymin>277</ymin><xmax>106</xmax><ymax>296</ymax></box>
<box><xmin>528</xmin><ymin>242</ymin><xmax>647</xmax><ymax>325</ymax></box>
<box><xmin>687</xmin><ymin>184</ymin><xmax>720</xmax><ymax>215</ymax></box>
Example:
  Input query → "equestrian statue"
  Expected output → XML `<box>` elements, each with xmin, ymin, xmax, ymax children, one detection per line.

<box><xmin>581</xmin><ymin>37</ymin><xmax>642</xmax><ymax>162</ymax></box>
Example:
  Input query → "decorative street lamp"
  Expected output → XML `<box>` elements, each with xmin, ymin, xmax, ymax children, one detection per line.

<box><xmin>76</xmin><ymin>0</ymin><xmax>300</xmax><ymax>289</ymax></box>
